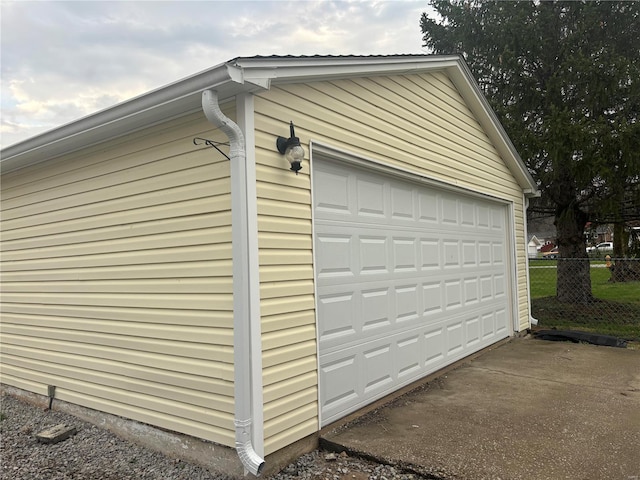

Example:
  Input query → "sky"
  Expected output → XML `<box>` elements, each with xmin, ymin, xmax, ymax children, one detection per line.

<box><xmin>0</xmin><ymin>0</ymin><xmax>433</xmax><ymax>149</ymax></box>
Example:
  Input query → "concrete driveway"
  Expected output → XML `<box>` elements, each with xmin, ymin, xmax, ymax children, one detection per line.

<box><xmin>321</xmin><ymin>337</ymin><xmax>640</xmax><ymax>480</ymax></box>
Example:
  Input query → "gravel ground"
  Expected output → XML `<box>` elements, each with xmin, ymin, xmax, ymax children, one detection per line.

<box><xmin>1</xmin><ymin>393</ymin><xmax>428</xmax><ymax>480</ymax></box>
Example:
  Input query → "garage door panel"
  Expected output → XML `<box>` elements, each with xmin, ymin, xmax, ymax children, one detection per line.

<box><xmin>315</xmin><ymin>226</ymin><xmax>506</xmax><ymax>285</ymax></box>
<box><xmin>491</xmin><ymin>208</ymin><xmax>505</xmax><ymax>230</ymax></box>
<box><xmin>494</xmin><ymin>274</ymin><xmax>506</xmax><ymax>298</ymax></box>
<box><xmin>420</xmin><ymin>239</ymin><xmax>440</xmax><ymax>269</ymax></box>
<box><xmin>424</xmin><ymin>326</ymin><xmax>446</xmax><ymax>366</ymax></box>
<box><xmin>397</xmin><ymin>334</ymin><xmax>421</xmax><ymax>378</ymax></box>
<box><xmin>391</xmin><ymin>188</ymin><xmax>415</xmax><ymax>221</ymax></box>
<box><xmin>317</xmin><ymin>291</ymin><xmax>357</xmax><ymax>342</ymax></box>
<box><xmin>395</xmin><ymin>283</ymin><xmax>420</xmax><ymax>322</ymax></box>
<box><xmin>360</xmin><ymin>236</ymin><xmax>388</xmax><ymax>274</ymax></box>
<box><xmin>317</xmin><ymin>275</ymin><xmax>508</xmax><ymax>351</ymax></box>
<box><xmin>393</xmin><ymin>237</ymin><xmax>418</xmax><ymax>272</ymax></box>
<box><xmin>418</xmin><ymin>192</ymin><xmax>439</xmax><ymax>222</ymax></box>
<box><xmin>460</xmin><ymin>200</ymin><xmax>476</xmax><ymax>226</ymax></box>
<box><xmin>495</xmin><ymin>308</ymin><xmax>508</xmax><ymax>336</ymax></box>
<box><xmin>314</xmin><ymin>158</ymin><xmax>512</xmax><ymax>426</ymax></box>
<box><xmin>361</xmin><ymin>287</ymin><xmax>392</xmax><ymax>332</ymax></box>
<box><xmin>320</xmin><ymin>355</ymin><xmax>358</xmax><ymax>415</ymax></box>
<box><xmin>480</xmin><ymin>275</ymin><xmax>493</xmax><ymax>300</ymax></box>
<box><xmin>314</xmin><ymin>169</ymin><xmax>351</xmax><ymax>216</ymax></box>
<box><xmin>463</xmin><ymin>277</ymin><xmax>479</xmax><ymax>305</ymax></box>
<box><xmin>319</xmin><ymin>306</ymin><xmax>507</xmax><ymax>424</ymax></box>
<box><xmin>357</xmin><ymin>177</ymin><xmax>386</xmax><ymax>218</ymax></box>
<box><xmin>423</xmin><ymin>280</ymin><xmax>444</xmax><ymax>313</ymax></box>
<box><xmin>462</xmin><ymin>240</ymin><xmax>477</xmax><ymax>266</ymax></box>
<box><xmin>441</xmin><ymin>197</ymin><xmax>459</xmax><ymax>224</ymax></box>
<box><xmin>446</xmin><ymin>320</ymin><xmax>464</xmax><ymax>355</ymax></box>
<box><xmin>318</xmin><ymin>289</ymin><xmax>507</xmax><ymax>354</ymax></box>
<box><xmin>362</xmin><ymin>344</ymin><xmax>394</xmax><ymax>394</ymax></box>
<box><xmin>314</xmin><ymin>233</ymin><xmax>355</xmax><ymax>279</ymax></box>
<box><xmin>320</xmin><ymin>334</ymin><xmax>394</xmax><ymax>422</ymax></box>
<box><xmin>466</xmin><ymin>315</ymin><xmax>481</xmax><ymax>347</ymax></box>
<box><xmin>445</xmin><ymin>279</ymin><xmax>462</xmax><ymax>309</ymax></box>
<box><xmin>479</xmin><ymin>241</ymin><xmax>493</xmax><ymax>264</ymax></box>
<box><xmin>314</xmin><ymin>162</ymin><xmax>504</xmax><ymax>230</ymax></box>
<box><xmin>493</xmin><ymin>242</ymin><xmax>505</xmax><ymax>264</ymax></box>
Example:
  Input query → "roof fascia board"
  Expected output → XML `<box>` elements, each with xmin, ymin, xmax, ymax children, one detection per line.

<box><xmin>233</xmin><ymin>54</ymin><xmax>460</xmax><ymax>69</ymax></box>
<box><xmin>234</xmin><ymin>55</ymin><xmax>462</xmax><ymax>85</ymax></box>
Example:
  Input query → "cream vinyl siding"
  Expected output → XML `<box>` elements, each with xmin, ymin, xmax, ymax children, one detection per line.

<box><xmin>0</xmin><ymin>111</ymin><xmax>237</xmax><ymax>447</ymax></box>
<box><xmin>253</xmin><ymin>123</ymin><xmax>317</xmax><ymax>455</ymax></box>
<box><xmin>253</xmin><ymin>71</ymin><xmax>530</xmax><ymax>450</ymax></box>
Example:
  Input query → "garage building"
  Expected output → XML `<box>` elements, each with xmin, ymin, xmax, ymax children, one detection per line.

<box><xmin>0</xmin><ymin>55</ymin><xmax>538</xmax><ymax>477</ymax></box>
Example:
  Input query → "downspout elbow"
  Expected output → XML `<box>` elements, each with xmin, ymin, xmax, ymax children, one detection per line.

<box><xmin>235</xmin><ymin>419</ymin><xmax>265</xmax><ymax>476</ymax></box>
<box><xmin>202</xmin><ymin>89</ymin><xmax>244</xmax><ymax>159</ymax></box>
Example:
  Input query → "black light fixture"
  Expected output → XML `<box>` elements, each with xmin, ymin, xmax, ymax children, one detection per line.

<box><xmin>276</xmin><ymin>121</ymin><xmax>304</xmax><ymax>174</ymax></box>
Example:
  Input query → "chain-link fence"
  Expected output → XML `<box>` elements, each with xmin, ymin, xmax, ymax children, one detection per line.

<box><xmin>529</xmin><ymin>257</ymin><xmax>640</xmax><ymax>341</ymax></box>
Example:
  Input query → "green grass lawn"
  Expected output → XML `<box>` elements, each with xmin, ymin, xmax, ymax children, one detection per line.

<box><xmin>529</xmin><ymin>261</ymin><xmax>640</xmax><ymax>341</ymax></box>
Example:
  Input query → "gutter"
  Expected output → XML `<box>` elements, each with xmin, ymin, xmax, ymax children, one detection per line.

<box><xmin>0</xmin><ymin>61</ymin><xmax>263</xmax><ymax>174</ymax></box>
<box><xmin>201</xmin><ymin>89</ymin><xmax>265</xmax><ymax>476</ymax></box>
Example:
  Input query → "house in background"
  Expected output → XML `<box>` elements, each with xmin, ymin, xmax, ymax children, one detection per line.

<box><xmin>586</xmin><ymin>223</ymin><xmax>614</xmax><ymax>245</ymax></box>
<box><xmin>0</xmin><ymin>55</ymin><xmax>539</xmax><ymax>477</ymax></box>
<box><xmin>527</xmin><ymin>235</ymin><xmax>543</xmax><ymax>258</ymax></box>
<box><xmin>526</xmin><ymin>215</ymin><xmax>556</xmax><ymax>251</ymax></box>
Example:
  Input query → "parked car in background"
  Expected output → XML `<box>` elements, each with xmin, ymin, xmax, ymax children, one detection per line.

<box><xmin>542</xmin><ymin>248</ymin><xmax>560</xmax><ymax>259</ymax></box>
<box><xmin>586</xmin><ymin>242</ymin><xmax>613</xmax><ymax>253</ymax></box>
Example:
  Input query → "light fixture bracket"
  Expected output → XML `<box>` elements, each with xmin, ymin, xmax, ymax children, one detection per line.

<box><xmin>276</xmin><ymin>136</ymin><xmax>291</xmax><ymax>155</ymax></box>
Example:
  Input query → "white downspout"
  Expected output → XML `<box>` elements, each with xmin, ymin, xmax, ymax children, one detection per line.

<box><xmin>201</xmin><ymin>89</ymin><xmax>265</xmax><ymax>476</ymax></box>
<box><xmin>524</xmin><ymin>194</ymin><xmax>539</xmax><ymax>327</ymax></box>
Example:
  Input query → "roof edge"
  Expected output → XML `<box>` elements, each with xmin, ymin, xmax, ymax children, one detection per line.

<box><xmin>0</xmin><ymin>63</ymin><xmax>238</xmax><ymax>173</ymax></box>
<box><xmin>0</xmin><ymin>55</ymin><xmax>462</xmax><ymax>173</ymax></box>
<box><xmin>1</xmin><ymin>54</ymin><xmax>538</xmax><ymax>194</ymax></box>
<box><xmin>234</xmin><ymin>54</ymin><xmax>462</xmax><ymax>85</ymax></box>
<box><xmin>444</xmin><ymin>61</ymin><xmax>538</xmax><ymax>194</ymax></box>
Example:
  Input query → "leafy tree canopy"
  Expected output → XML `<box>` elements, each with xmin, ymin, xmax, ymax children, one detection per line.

<box><xmin>421</xmin><ymin>1</ymin><xmax>640</xmax><ymax>254</ymax></box>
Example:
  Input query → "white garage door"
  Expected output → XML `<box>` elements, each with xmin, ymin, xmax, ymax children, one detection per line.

<box><xmin>313</xmin><ymin>157</ymin><xmax>512</xmax><ymax>426</ymax></box>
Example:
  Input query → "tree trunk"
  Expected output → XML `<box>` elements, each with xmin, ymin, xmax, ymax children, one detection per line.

<box><xmin>555</xmin><ymin>203</ymin><xmax>592</xmax><ymax>304</ymax></box>
<box><xmin>613</xmin><ymin>223</ymin><xmax>626</xmax><ymax>257</ymax></box>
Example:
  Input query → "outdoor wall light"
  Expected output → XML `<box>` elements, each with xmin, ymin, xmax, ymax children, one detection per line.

<box><xmin>276</xmin><ymin>121</ymin><xmax>304</xmax><ymax>174</ymax></box>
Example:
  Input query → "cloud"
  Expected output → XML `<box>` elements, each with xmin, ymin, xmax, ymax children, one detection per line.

<box><xmin>0</xmin><ymin>0</ymin><xmax>429</xmax><ymax>149</ymax></box>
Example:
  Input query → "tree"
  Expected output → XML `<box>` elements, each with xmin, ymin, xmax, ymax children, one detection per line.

<box><xmin>421</xmin><ymin>0</ymin><xmax>640</xmax><ymax>303</ymax></box>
